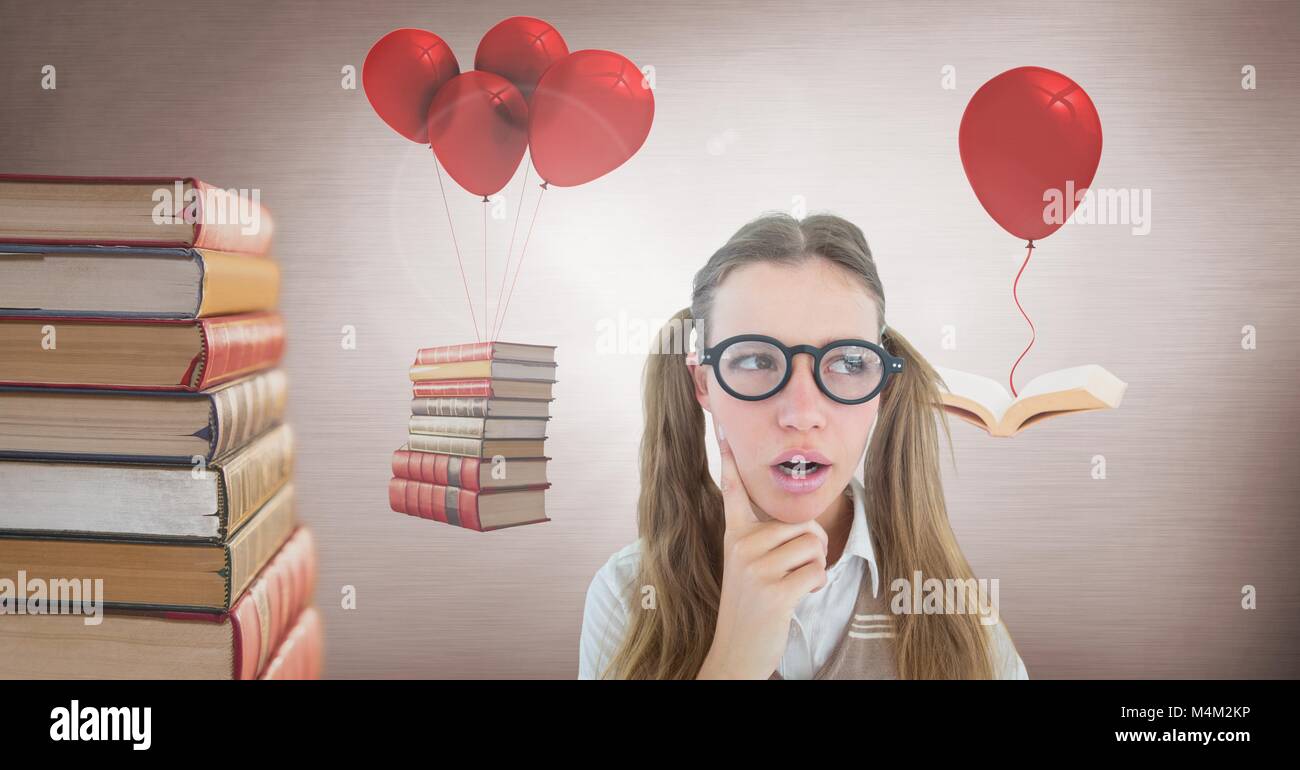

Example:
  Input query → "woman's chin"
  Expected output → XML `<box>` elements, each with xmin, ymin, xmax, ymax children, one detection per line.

<box><xmin>755</xmin><ymin>488</ymin><xmax>835</xmax><ymax>524</ymax></box>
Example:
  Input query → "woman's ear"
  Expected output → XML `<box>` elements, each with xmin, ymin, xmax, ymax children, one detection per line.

<box><xmin>685</xmin><ymin>351</ymin><xmax>711</xmax><ymax>413</ymax></box>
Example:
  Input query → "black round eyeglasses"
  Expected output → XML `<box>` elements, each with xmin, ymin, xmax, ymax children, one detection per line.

<box><xmin>698</xmin><ymin>334</ymin><xmax>904</xmax><ymax>405</ymax></box>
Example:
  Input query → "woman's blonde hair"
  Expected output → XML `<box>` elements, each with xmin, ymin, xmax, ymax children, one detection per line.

<box><xmin>602</xmin><ymin>212</ymin><xmax>1000</xmax><ymax>679</ymax></box>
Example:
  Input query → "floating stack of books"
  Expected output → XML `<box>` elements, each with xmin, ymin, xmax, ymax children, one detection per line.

<box><xmin>0</xmin><ymin>174</ymin><xmax>321</xmax><ymax>679</ymax></box>
<box><xmin>388</xmin><ymin>340</ymin><xmax>556</xmax><ymax>531</ymax></box>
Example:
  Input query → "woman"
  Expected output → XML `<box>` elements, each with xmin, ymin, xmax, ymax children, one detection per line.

<box><xmin>579</xmin><ymin>212</ymin><xmax>1027</xmax><ymax>679</ymax></box>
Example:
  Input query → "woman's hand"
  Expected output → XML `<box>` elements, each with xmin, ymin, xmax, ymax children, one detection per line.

<box><xmin>696</xmin><ymin>430</ymin><xmax>829</xmax><ymax>679</ymax></box>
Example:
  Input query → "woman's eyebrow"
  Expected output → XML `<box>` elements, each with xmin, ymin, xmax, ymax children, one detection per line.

<box><xmin>812</xmin><ymin>334</ymin><xmax>878</xmax><ymax>346</ymax></box>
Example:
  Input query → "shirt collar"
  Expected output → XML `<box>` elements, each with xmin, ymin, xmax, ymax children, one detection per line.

<box><xmin>834</xmin><ymin>476</ymin><xmax>880</xmax><ymax>598</ymax></box>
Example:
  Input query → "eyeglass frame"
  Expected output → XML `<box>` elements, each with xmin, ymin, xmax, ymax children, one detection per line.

<box><xmin>697</xmin><ymin>333</ymin><xmax>905</xmax><ymax>405</ymax></box>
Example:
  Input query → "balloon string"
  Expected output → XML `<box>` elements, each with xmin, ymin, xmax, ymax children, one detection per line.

<box><xmin>494</xmin><ymin>183</ymin><xmax>547</xmax><ymax>340</ymax></box>
<box><xmin>434</xmin><ymin>156</ymin><xmax>480</xmax><ymax>342</ymax></box>
<box><xmin>491</xmin><ymin>159</ymin><xmax>530</xmax><ymax>339</ymax></box>
<box><xmin>1008</xmin><ymin>240</ymin><xmax>1036</xmax><ymax>398</ymax></box>
<box><xmin>483</xmin><ymin>199</ymin><xmax>488</xmax><ymax>341</ymax></box>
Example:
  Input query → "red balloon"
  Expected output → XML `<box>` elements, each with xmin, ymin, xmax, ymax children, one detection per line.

<box><xmin>529</xmin><ymin>50</ymin><xmax>655</xmax><ymax>187</ymax></box>
<box><xmin>958</xmin><ymin>66</ymin><xmax>1102</xmax><ymax>242</ymax></box>
<box><xmin>363</xmin><ymin>29</ymin><xmax>460</xmax><ymax>143</ymax></box>
<box><xmin>428</xmin><ymin>71</ymin><xmax>530</xmax><ymax>198</ymax></box>
<box><xmin>474</xmin><ymin>16</ymin><xmax>569</xmax><ymax>104</ymax></box>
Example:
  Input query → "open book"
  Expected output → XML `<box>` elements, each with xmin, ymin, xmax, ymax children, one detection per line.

<box><xmin>933</xmin><ymin>364</ymin><xmax>1128</xmax><ymax>437</ymax></box>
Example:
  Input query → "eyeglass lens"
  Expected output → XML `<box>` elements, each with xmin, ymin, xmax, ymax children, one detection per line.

<box><xmin>717</xmin><ymin>340</ymin><xmax>884</xmax><ymax>401</ymax></box>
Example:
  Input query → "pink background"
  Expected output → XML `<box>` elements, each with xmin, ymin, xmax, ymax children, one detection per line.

<box><xmin>1</xmin><ymin>0</ymin><xmax>1297</xmax><ymax>677</ymax></box>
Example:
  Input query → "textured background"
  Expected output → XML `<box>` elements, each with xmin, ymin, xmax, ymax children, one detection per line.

<box><xmin>1</xmin><ymin>0</ymin><xmax>1296</xmax><ymax>678</ymax></box>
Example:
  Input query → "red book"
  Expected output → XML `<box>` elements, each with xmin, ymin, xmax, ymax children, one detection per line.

<box><xmin>259</xmin><ymin>606</ymin><xmax>323</xmax><ymax>680</ymax></box>
<box><xmin>0</xmin><ymin>527</ymin><xmax>317</xmax><ymax>679</ymax></box>
<box><xmin>389</xmin><ymin>477</ymin><xmax>551</xmax><ymax>531</ymax></box>
<box><xmin>230</xmin><ymin>528</ymin><xmax>317</xmax><ymax>679</ymax></box>
<box><xmin>0</xmin><ymin>174</ymin><xmax>274</xmax><ymax>254</ymax></box>
<box><xmin>412</xmin><ymin>340</ymin><xmax>555</xmax><ymax>365</ymax></box>
<box><xmin>0</xmin><ymin>312</ymin><xmax>285</xmax><ymax>391</ymax></box>
<box><xmin>163</xmin><ymin>527</ymin><xmax>317</xmax><ymax>679</ymax></box>
<box><xmin>412</xmin><ymin>378</ymin><xmax>493</xmax><ymax>398</ymax></box>
<box><xmin>413</xmin><ymin>342</ymin><xmax>495</xmax><ymax>364</ymax></box>
<box><xmin>412</xmin><ymin>378</ymin><xmax>554</xmax><ymax>400</ymax></box>
<box><xmin>392</xmin><ymin>446</ymin><xmax>550</xmax><ymax>492</ymax></box>
<box><xmin>394</xmin><ymin>448</ymin><xmax>488</xmax><ymax>491</ymax></box>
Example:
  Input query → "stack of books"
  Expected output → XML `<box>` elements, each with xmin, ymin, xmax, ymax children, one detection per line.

<box><xmin>0</xmin><ymin>174</ymin><xmax>321</xmax><ymax>679</ymax></box>
<box><xmin>388</xmin><ymin>340</ymin><xmax>557</xmax><ymax>531</ymax></box>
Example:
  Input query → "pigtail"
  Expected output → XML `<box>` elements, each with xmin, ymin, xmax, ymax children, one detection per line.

<box><xmin>866</xmin><ymin>326</ymin><xmax>996</xmax><ymax>678</ymax></box>
<box><xmin>603</xmin><ymin>308</ymin><xmax>724</xmax><ymax>678</ymax></box>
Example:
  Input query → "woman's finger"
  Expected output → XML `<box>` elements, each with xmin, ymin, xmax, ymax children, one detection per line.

<box><xmin>735</xmin><ymin>519</ymin><xmax>828</xmax><ymax>560</ymax></box>
<box><xmin>753</xmin><ymin>532</ymin><xmax>827</xmax><ymax>581</ymax></box>
<box><xmin>717</xmin><ymin>432</ymin><xmax>759</xmax><ymax>533</ymax></box>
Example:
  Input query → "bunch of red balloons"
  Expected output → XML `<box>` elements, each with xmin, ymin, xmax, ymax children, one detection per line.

<box><xmin>363</xmin><ymin>17</ymin><xmax>655</xmax><ymax>197</ymax></box>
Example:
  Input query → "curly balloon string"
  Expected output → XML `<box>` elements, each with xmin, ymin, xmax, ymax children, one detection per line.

<box><xmin>1008</xmin><ymin>240</ymin><xmax>1036</xmax><ymax>398</ymax></box>
<box><xmin>434</xmin><ymin>155</ymin><xmax>481</xmax><ymax>342</ymax></box>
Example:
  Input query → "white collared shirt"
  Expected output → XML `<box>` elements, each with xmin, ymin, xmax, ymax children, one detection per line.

<box><xmin>579</xmin><ymin>476</ymin><xmax>1029</xmax><ymax>679</ymax></box>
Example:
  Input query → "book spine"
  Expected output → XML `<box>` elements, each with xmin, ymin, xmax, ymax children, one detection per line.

<box><xmin>391</xmin><ymin>448</ymin><xmax>482</xmax><ymax>492</ymax></box>
<box><xmin>230</xmin><ymin>527</ymin><xmax>318</xmax><ymax>680</ymax></box>
<box><xmin>406</xmin><ymin>433</ymin><xmax>484</xmax><ymax>457</ymax></box>
<box><xmin>410</xmin><ymin>396</ymin><xmax>488</xmax><ymax>417</ymax></box>
<box><xmin>226</xmin><ymin>482</ymin><xmax>298</xmax><ymax>609</ymax></box>
<box><xmin>195</xmin><ymin>248</ymin><xmax>281</xmax><ymax>316</ymax></box>
<box><xmin>409</xmin><ymin>415</ymin><xmax>486</xmax><ymax>439</ymax></box>
<box><xmin>191</xmin><ymin>179</ymin><xmax>276</xmax><ymax>256</ymax></box>
<box><xmin>194</xmin><ymin>313</ymin><xmax>286</xmax><ymax>390</ymax></box>
<box><xmin>216</xmin><ymin>424</ymin><xmax>295</xmax><ymax>536</ymax></box>
<box><xmin>210</xmin><ymin>369</ymin><xmax>289</xmax><ymax>459</ymax></box>
<box><xmin>411</xmin><ymin>379</ymin><xmax>494</xmax><ymax>398</ymax></box>
<box><xmin>412</xmin><ymin>342</ymin><xmax>493</xmax><ymax>365</ymax></box>
<box><xmin>258</xmin><ymin>606</ymin><xmax>323</xmax><ymax>680</ymax></box>
<box><xmin>388</xmin><ymin>477</ymin><xmax>483</xmax><ymax>531</ymax></box>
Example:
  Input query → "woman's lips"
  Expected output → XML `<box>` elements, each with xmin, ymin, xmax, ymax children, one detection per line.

<box><xmin>769</xmin><ymin>460</ymin><xmax>831</xmax><ymax>494</ymax></box>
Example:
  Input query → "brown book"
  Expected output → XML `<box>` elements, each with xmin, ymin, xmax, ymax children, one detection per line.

<box><xmin>935</xmin><ymin>364</ymin><xmax>1128</xmax><ymax>437</ymax></box>
<box><xmin>0</xmin><ymin>312</ymin><xmax>284</xmax><ymax>391</ymax></box>
<box><xmin>0</xmin><ymin>424</ymin><xmax>293</xmax><ymax>541</ymax></box>
<box><xmin>0</xmin><ymin>369</ymin><xmax>288</xmax><ymax>462</ymax></box>
<box><xmin>0</xmin><ymin>527</ymin><xmax>316</xmax><ymax>679</ymax></box>
<box><xmin>0</xmin><ymin>175</ymin><xmax>274</xmax><ymax>254</ymax></box>
<box><xmin>0</xmin><ymin>245</ymin><xmax>279</xmax><ymax>318</ymax></box>
<box><xmin>0</xmin><ymin>482</ymin><xmax>297</xmax><ymax>612</ymax></box>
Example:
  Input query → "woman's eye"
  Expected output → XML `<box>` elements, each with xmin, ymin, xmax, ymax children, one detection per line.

<box><xmin>827</xmin><ymin>353</ymin><xmax>874</xmax><ymax>376</ymax></box>
<box><xmin>732</xmin><ymin>353</ymin><xmax>776</xmax><ymax>371</ymax></box>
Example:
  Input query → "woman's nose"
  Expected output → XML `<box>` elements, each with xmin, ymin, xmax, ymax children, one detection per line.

<box><xmin>776</xmin><ymin>356</ymin><xmax>826</xmax><ymax>430</ymax></box>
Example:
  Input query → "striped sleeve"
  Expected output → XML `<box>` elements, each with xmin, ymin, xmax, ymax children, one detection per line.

<box><xmin>578</xmin><ymin>547</ymin><xmax>637</xmax><ymax>679</ymax></box>
<box><xmin>988</xmin><ymin>619</ymin><xmax>1029</xmax><ymax>679</ymax></box>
